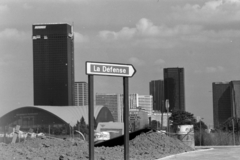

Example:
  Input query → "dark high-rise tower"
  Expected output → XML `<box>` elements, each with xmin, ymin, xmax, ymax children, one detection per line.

<box><xmin>33</xmin><ymin>23</ymin><xmax>74</xmax><ymax>106</ymax></box>
<box><xmin>149</xmin><ymin>80</ymin><xmax>164</xmax><ymax>112</ymax></box>
<box><xmin>212</xmin><ymin>81</ymin><xmax>240</xmax><ymax>128</ymax></box>
<box><xmin>231</xmin><ymin>81</ymin><xmax>240</xmax><ymax>119</ymax></box>
<box><xmin>212</xmin><ymin>82</ymin><xmax>231</xmax><ymax>128</ymax></box>
<box><xmin>164</xmin><ymin>68</ymin><xmax>185</xmax><ymax>111</ymax></box>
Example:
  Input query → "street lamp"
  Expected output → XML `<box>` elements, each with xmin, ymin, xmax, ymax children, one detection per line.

<box><xmin>198</xmin><ymin>117</ymin><xmax>204</xmax><ymax>146</ymax></box>
<box><xmin>165</xmin><ymin>99</ymin><xmax>170</xmax><ymax>134</ymax></box>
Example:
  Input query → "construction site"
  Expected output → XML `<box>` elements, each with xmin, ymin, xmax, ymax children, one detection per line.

<box><xmin>0</xmin><ymin>128</ymin><xmax>194</xmax><ymax>160</ymax></box>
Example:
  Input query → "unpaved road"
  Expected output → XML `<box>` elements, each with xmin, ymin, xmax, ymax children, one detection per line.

<box><xmin>160</xmin><ymin>146</ymin><xmax>240</xmax><ymax>160</ymax></box>
<box><xmin>0</xmin><ymin>131</ymin><xmax>193</xmax><ymax>160</ymax></box>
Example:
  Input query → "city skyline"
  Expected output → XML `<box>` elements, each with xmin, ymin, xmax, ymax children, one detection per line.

<box><xmin>1</xmin><ymin>0</ymin><xmax>240</xmax><ymax>125</ymax></box>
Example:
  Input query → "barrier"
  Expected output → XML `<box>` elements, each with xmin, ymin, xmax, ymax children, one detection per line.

<box><xmin>177</xmin><ymin>125</ymin><xmax>195</xmax><ymax>149</ymax></box>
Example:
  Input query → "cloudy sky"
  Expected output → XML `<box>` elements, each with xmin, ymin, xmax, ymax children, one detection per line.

<box><xmin>1</xmin><ymin>0</ymin><xmax>240</xmax><ymax>125</ymax></box>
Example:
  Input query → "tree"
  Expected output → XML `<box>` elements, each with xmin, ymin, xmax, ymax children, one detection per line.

<box><xmin>169</xmin><ymin>110</ymin><xmax>196</xmax><ymax>126</ymax></box>
<box><xmin>150</xmin><ymin>120</ymin><xmax>161</xmax><ymax>130</ymax></box>
<box><xmin>79</xmin><ymin>116</ymin><xmax>88</xmax><ymax>135</ymax></box>
<box><xmin>94</xmin><ymin>117</ymin><xmax>98</xmax><ymax>130</ymax></box>
<box><xmin>194</xmin><ymin>120</ymin><xmax>208</xmax><ymax>132</ymax></box>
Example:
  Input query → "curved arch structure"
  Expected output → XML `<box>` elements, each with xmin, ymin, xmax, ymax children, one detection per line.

<box><xmin>0</xmin><ymin>105</ymin><xmax>114</xmax><ymax>127</ymax></box>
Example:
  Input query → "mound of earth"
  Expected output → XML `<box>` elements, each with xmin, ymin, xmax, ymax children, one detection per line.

<box><xmin>0</xmin><ymin>131</ymin><xmax>193</xmax><ymax>160</ymax></box>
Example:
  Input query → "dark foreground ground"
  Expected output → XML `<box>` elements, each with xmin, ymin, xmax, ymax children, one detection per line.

<box><xmin>0</xmin><ymin>132</ymin><xmax>193</xmax><ymax>160</ymax></box>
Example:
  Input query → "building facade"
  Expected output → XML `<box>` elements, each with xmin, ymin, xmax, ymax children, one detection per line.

<box><xmin>212</xmin><ymin>82</ymin><xmax>232</xmax><ymax>128</ymax></box>
<box><xmin>74</xmin><ymin>82</ymin><xmax>88</xmax><ymax>106</ymax></box>
<box><xmin>164</xmin><ymin>68</ymin><xmax>185</xmax><ymax>112</ymax></box>
<box><xmin>32</xmin><ymin>23</ymin><xmax>74</xmax><ymax>106</ymax></box>
<box><xmin>137</xmin><ymin>95</ymin><xmax>153</xmax><ymax>115</ymax></box>
<box><xmin>120</xmin><ymin>94</ymin><xmax>153</xmax><ymax>114</ymax></box>
<box><xmin>149</xmin><ymin>80</ymin><xmax>164</xmax><ymax>112</ymax></box>
<box><xmin>95</xmin><ymin>93</ymin><xmax>153</xmax><ymax>123</ymax></box>
<box><xmin>95</xmin><ymin>93</ymin><xmax>121</xmax><ymax>122</ymax></box>
<box><xmin>212</xmin><ymin>81</ymin><xmax>240</xmax><ymax>128</ymax></box>
<box><xmin>230</xmin><ymin>81</ymin><xmax>240</xmax><ymax>119</ymax></box>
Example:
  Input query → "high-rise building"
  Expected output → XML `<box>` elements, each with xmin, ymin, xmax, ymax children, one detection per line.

<box><xmin>212</xmin><ymin>82</ymin><xmax>231</xmax><ymax>128</ymax></box>
<box><xmin>149</xmin><ymin>80</ymin><xmax>164</xmax><ymax>112</ymax></box>
<box><xmin>213</xmin><ymin>81</ymin><xmax>240</xmax><ymax>128</ymax></box>
<box><xmin>33</xmin><ymin>23</ymin><xmax>74</xmax><ymax>106</ymax></box>
<box><xmin>95</xmin><ymin>93</ymin><xmax>121</xmax><ymax>122</ymax></box>
<box><xmin>75</xmin><ymin>82</ymin><xmax>88</xmax><ymax>106</ymax></box>
<box><xmin>231</xmin><ymin>81</ymin><xmax>240</xmax><ymax>119</ymax></box>
<box><xmin>95</xmin><ymin>93</ymin><xmax>153</xmax><ymax>122</ymax></box>
<box><xmin>120</xmin><ymin>94</ymin><xmax>153</xmax><ymax>114</ymax></box>
<box><xmin>164</xmin><ymin>68</ymin><xmax>185</xmax><ymax>112</ymax></box>
<box><xmin>137</xmin><ymin>95</ymin><xmax>153</xmax><ymax>115</ymax></box>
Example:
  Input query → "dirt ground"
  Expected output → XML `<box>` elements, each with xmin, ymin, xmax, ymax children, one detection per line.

<box><xmin>0</xmin><ymin>131</ymin><xmax>193</xmax><ymax>160</ymax></box>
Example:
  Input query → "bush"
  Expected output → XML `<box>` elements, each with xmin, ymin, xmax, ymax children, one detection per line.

<box><xmin>194</xmin><ymin>130</ymin><xmax>240</xmax><ymax>146</ymax></box>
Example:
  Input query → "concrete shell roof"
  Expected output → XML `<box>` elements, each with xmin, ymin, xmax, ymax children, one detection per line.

<box><xmin>31</xmin><ymin>105</ymin><xmax>104</xmax><ymax>126</ymax></box>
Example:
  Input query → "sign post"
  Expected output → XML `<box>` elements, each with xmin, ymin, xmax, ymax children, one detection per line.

<box><xmin>165</xmin><ymin>99</ymin><xmax>169</xmax><ymax>134</ymax></box>
<box><xmin>123</xmin><ymin>77</ymin><xmax>129</xmax><ymax>160</ymax></box>
<box><xmin>88</xmin><ymin>75</ymin><xmax>94</xmax><ymax>160</ymax></box>
<box><xmin>86</xmin><ymin>61</ymin><xmax>136</xmax><ymax>160</ymax></box>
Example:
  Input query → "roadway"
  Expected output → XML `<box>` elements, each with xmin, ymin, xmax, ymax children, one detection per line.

<box><xmin>158</xmin><ymin>146</ymin><xmax>240</xmax><ymax>160</ymax></box>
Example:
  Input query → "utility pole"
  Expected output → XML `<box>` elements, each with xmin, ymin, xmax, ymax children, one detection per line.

<box><xmin>165</xmin><ymin>99</ymin><xmax>169</xmax><ymax>134</ymax></box>
<box><xmin>232</xmin><ymin>118</ymin><xmax>235</xmax><ymax>146</ymax></box>
<box><xmin>200</xmin><ymin>120</ymin><xmax>201</xmax><ymax>146</ymax></box>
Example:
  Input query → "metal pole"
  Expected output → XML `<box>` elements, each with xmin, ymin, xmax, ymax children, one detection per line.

<box><xmin>232</xmin><ymin>118</ymin><xmax>235</xmax><ymax>146</ymax></box>
<box><xmin>88</xmin><ymin>75</ymin><xmax>94</xmax><ymax>160</ymax></box>
<box><xmin>3</xmin><ymin>126</ymin><xmax>6</xmax><ymax>143</ymax></box>
<box><xmin>161</xmin><ymin>101</ymin><xmax>163</xmax><ymax>130</ymax></box>
<box><xmin>200</xmin><ymin>120</ymin><xmax>201</xmax><ymax>146</ymax></box>
<box><xmin>69</xmin><ymin>124</ymin><xmax>71</xmax><ymax>138</ymax></box>
<box><xmin>165</xmin><ymin>100</ymin><xmax>169</xmax><ymax>134</ymax></box>
<box><xmin>167</xmin><ymin>108</ymin><xmax>169</xmax><ymax>134</ymax></box>
<box><xmin>123</xmin><ymin>77</ymin><xmax>129</xmax><ymax>160</ymax></box>
<box><xmin>238</xmin><ymin>119</ymin><xmax>239</xmax><ymax>145</ymax></box>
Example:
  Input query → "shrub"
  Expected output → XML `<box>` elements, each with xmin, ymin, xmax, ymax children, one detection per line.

<box><xmin>194</xmin><ymin>130</ymin><xmax>240</xmax><ymax>146</ymax></box>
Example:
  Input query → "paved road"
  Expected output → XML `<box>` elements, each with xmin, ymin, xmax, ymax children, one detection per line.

<box><xmin>159</xmin><ymin>146</ymin><xmax>240</xmax><ymax>160</ymax></box>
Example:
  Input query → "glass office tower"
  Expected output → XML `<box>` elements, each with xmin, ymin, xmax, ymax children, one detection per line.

<box><xmin>164</xmin><ymin>68</ymin><xmax>185</xmax><ymax>112</ymax></box>
<box><xmin>149</xmin><ymin>80</ymin><xmax>164</xmax><ymax>112</ymax></box>
<box><xmin>32</xmin><ymin>23</ymin><xmax>74</xmax><ymax>106</ymax></box>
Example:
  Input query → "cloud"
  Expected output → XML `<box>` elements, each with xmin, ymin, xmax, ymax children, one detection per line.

<box><xmin>181</xmin><ymin>29</ymin><xmax>240</xmax><ymax>43</ymax></box>
<box><xmin>206</xmin><ymin>66</ymin><xmax>225</xmax><ymax>73</ymax></box>
<box><xmin>23</xmin><ymin>3</ymin><xmax>33</xmax><ymax>9</ymax></box>
<box><xmin>74</xmin><ymin>32</ymin><xmax>89</xmax><ymax>43</ymax></box>
<box><xmin>0</xmin><ymin>4</ymin><xmax>9</xmax><ymax>13</ymax></box>
<box><xmin>0</xmin><ymin>54</ymin><xmax>15</xmax><ymax>66</ymax></box>
<box><xmin>0</xmin><ymin>28</ymin><xmax>28</xmax><ymax>41</ymax></box>
<box><xmin>98</xmin><ymin>16</ymin><xmax>240</xmax><ymax>48</ymax></box>
<box><xmin>154</xmin><ymin>59</ymin><xmax>165</xmax><ymax>65</ymax></box>
<box><xmin>195</xmin><ymin>66</ymin><xmax>226</xmax><ymax>73</ymax></box>
<box><xmin>128</xmin><ymin>57</ymin><xmax>145</xmax><ymax>66</ymax></box>
<box><xmin>99</xmin><ymin>27</ymin><xmax>136</xmax><ymax>40</ymax></box>
<box><xmin>172</xmin><ymin>0</ymin><xmax>240</xmax><ymax>23</ymax></box>
<box><xmin>99</xmin><ymin>18</ymin><xmax>202</xmax><ymax>41</ymax></box>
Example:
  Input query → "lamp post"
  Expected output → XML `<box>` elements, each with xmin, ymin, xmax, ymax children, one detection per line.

<box><xmin>165</xmin><ymin>99</ymin><xmax>169</xmax><ymax>134</ymax></box>
<box><xmin>232</xmin><ymin>118</ymin><xmax>235</xmax><ymax>146</ymax></box>
<box><xmin>199</xmin><ymin>117</ymin><xmax>204</xmax><ymax>146</ymax></box>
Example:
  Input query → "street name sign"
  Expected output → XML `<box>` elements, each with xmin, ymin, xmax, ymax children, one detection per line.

<box><xmin>86</xmin><ymin>61</ymin><xmax>136</xmax><ymax>77</ymax></box>
<box><xmin>86</xmin><ymin>61</ymin><xmax>136</xmax><ymax>160</ymax></box>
